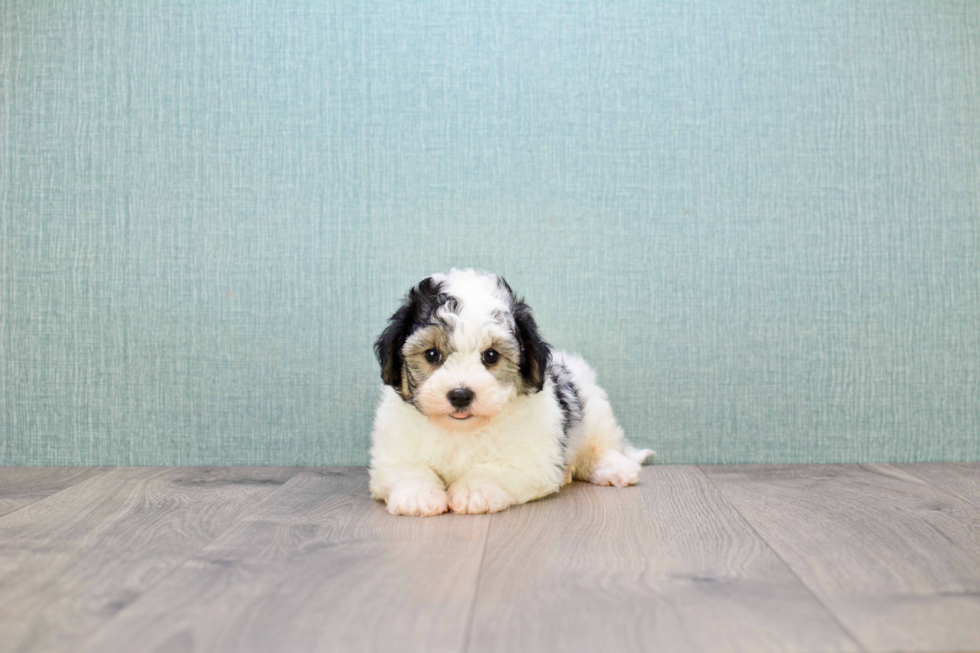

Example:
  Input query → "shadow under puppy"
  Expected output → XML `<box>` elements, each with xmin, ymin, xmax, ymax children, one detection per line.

<box><xmin>370</xmin><ymin>269</ymin><xmax>653</xmax><ymax>516</ymax></box>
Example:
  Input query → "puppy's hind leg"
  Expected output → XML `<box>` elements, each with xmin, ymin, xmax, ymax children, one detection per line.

<box><xmin>569</xmin><ymin>413</ymin><xmax>651</xmax><ymax>487</ymax></box>
<box><xmin>588</xmin><ymin>449</ymin><xmax>644</xmax><ymax>487</ymax></box>
<box><xmin>583</xmin><ymin>430</ymin><xmax>654</xmax><ymax>487</ymax></box>
<box><xmin>565</xmin><ymin>380</ymin><xmax>653</xmax><ymax>487</ymax></box>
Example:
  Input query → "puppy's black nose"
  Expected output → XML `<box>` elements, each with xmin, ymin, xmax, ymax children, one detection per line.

<box><xmin>447</xmin><ymin>387</ymin><xmax>475</xmax><ymax>409</ymax></box>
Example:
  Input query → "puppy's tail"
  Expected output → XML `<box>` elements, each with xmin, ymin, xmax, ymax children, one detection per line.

<box><xmin>624</xmin><ymin>443</ymin><xmax>656</xmax><ymax>465</ymax></box>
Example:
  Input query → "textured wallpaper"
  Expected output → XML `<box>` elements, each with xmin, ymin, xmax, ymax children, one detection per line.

<box><xmin>1</xmin><ymin>1</ymin><xmax>978</xmax><ymax>465</ymax></box>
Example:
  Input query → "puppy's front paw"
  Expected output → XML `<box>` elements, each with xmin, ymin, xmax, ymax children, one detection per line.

<box><xmin>386</xmin><ymin>484</ymin><xmax>449</xmax><ymax>517</ymax></box>
<box><xmin>589</xmin><ymin>450</ymin><xmax>642</xmax><ymax>487</ymax></box>
<box><xmin>447</xmin><ymin>481</ymin><xmax>513</xmax><ymax>514</ymax></box>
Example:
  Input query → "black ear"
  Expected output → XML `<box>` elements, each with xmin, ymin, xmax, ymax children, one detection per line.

<box><xmin>511</xmin><ymin>296</ymin><xmax>551</xmax><ymax>393</ymax></box>
<box><xmin>374</xmin><ymin>277</ymin><xmax>446</xmax><ymax>392</ymax></box>
<box><xmin>374</xmin><ymin>295</ymin><xmax>417</xmax><ymax>389</ymax></box>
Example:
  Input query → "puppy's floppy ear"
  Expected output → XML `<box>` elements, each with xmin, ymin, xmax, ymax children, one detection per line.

<box><xmin>506</xmin><ymin>286</ymin><xmax>551</xmax><ymax>394</ymax></box>
<box><xmin>374</xmin><ymin>300</ymin><xmax>413</xmax><ymax>389</ymax></box>
<box><xmin>374</xmin><ymin>277</ymin><xmax>445</xmax><ymax>393</ymax></box>
<box><xmin>375</xmin><ymin>288</ymin><xmax>421</xmax><ymax>390</ymax></box>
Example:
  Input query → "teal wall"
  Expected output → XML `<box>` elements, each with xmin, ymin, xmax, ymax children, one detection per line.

<box><xmin>2</xmin><ymin>1</ymin><xmax>979</xmax><ymax>465</ymax></box>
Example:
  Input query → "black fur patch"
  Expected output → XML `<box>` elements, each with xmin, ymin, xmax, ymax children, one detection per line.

<box><xmin>498</xmin><ymin>276</ymin><xmax>551</xmax><ymax>393</ymax></box>
<box><xmin>374</xmin><ymin>277</ymin><xmax>458</xmax><ymax>397</ymax></box>
<box><xmin>548</xmin><ymin>361</ymin><xmax>583</xmax><ymax>441</ymax></box>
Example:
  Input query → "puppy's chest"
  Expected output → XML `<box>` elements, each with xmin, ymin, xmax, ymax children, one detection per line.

<box><xmin>423</xmin><ymin>422</ymin><xmax>563</xmax><ymax>484</ymax></box>
<box><xmin>425</xmin><ymin>432</ymin><xmax>502</xmax><ymax>476</ymax></box>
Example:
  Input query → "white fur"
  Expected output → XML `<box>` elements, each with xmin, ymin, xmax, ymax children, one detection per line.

<box><xmin>369</xmin><ymin>269</ymin><xmax>654</xmax><ymax>516</ymax></box>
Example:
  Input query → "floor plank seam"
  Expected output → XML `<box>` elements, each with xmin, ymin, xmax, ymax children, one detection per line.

<box><xmin>460</xmin><ymin>513</ymin><xmax>493</xmax><ymax>653</ymax></box>
<box><xmin>896</xmin><ymin>465</ymin><xmax>980</xmax><ymax>511</ymax></box>
<box><xmin>68</xmin><ymin>466</ymin><xmax>306</xmax><ymax>652</ymax></box>
<box><xmin>0</xmin><ymin>467</ymin><xmax>113</xmax><ymax>522</ymax></box>
<box><xmin>696</xmin><ymin>465</ymin><xmax>869</xmax><ymax>653</ymax></box>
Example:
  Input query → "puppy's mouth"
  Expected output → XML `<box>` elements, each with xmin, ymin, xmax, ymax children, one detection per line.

<box><xmin>450</xmin><ymin>412</ymin><xmax>473</xmax><ymax>420</ymax></box>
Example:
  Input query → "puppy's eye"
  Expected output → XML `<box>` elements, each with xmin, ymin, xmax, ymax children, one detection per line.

<box><xmin>482</xmin><ymin>349</ymin><xmax>499</xmax><ymax>366</ymax></box>
<box><xmin>424</xmin><ymin>349</ymin><xmax>442</xmax><ymax>364</ymax></box>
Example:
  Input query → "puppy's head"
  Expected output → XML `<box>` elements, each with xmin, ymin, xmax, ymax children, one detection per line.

<box><xmin>374</xmin><ymin>269</ymin><xmax>550</xmax><ymax>432</ymax></box>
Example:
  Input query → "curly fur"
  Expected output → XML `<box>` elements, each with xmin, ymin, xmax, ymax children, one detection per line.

<box><xmin>370</xmin><ymin>269</ymin><xmax>653</xmax><ymax>516</ymax></box>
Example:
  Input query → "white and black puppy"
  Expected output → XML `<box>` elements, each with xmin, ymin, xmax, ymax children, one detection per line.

<box><xmin>369</xmin><ymin>269</ymin><xmax>653</xmax><ymax>516</ymax></box>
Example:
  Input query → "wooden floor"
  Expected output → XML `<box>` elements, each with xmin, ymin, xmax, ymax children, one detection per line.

<box><xmin>0</xmin><ymin>465</ymin><xmax>978</xmax><ymax>652</ymax></box>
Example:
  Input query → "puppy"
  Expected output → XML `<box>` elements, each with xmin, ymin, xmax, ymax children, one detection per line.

<box><xmin>369</xmin><ymin>269</ymin><xmax>653</xmax><ymax>516</ymax></box>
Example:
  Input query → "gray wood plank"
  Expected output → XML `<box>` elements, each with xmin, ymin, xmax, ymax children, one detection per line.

<box><xmin>899</xmin><ymin>462</ymin><xmax>980</xmax><ymax>509</ymax></box>
<box><xmin>0</xmin><ymin>466</ymin><xmax>298</xmax><ymax>653</ymax></box>
<box><xmin>0</xmin><ymin>467</ymin><xmax>107</xmax><ymax>517</ymax></box>
<box><xmin>466</xmin><ymin>466</ymin><xmax>860</xmax><ymax>653</ymax></box>
<box><xmin>78</xmin><ymin>468</ymin><xmax>491</xmax><ymax>653</ymax></box>
<box><xmin>703</xmin><ymin>464</ymin><xmax>980</xmax><ymax>653</ymax></box>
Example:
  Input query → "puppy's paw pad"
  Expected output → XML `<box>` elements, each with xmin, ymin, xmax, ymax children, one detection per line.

<box><xmin>447</xmin><ymin>483</ymin><xmax>512</xmax><ymax>514</ymax></box>
<box><xmin>589</xmin><ymin>451</ymin><xmax>642</xmax><ymax>487</ymax></box>
<box><xmin>386</xmin><ymin>485</ymin><xmax>448</xmax><ymax>517</ymax></box>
